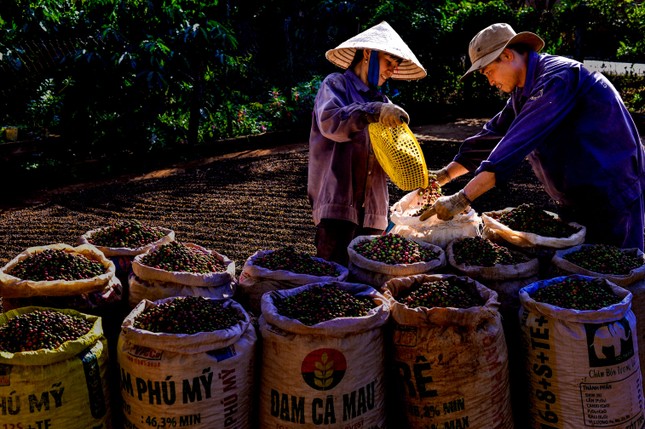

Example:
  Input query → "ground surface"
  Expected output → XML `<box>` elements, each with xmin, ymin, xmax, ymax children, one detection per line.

<box><xmin>0</xmin><ymin>118</ymin><xmax>556</xmax><ymax>274</ymax></box>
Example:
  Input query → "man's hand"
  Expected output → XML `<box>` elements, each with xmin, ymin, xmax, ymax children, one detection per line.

<box><xmin>433</xmin><ymin>190</ymin><xmax>472</xmax><ymax>220</ymax></box>
<box><xmin>379</xmin><ymin>103</ymin><xmax>409</xmax><ymax>127</ymax></box>
<box><xmin>429</xmin><ymin>167</ymin><xmax>451</xmax><ymax>187</ymax></box>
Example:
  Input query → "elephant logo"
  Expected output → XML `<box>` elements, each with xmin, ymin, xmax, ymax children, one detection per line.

<box><xmin>586</xmin><ymin>319</ymin><xmax>634</xmax><ymax>365</ymax></box>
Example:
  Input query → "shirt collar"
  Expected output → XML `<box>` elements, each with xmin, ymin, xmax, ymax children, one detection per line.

<box><xmin>345</xmin><ymin>68</ymin><xmax>382</xmax><ymax>97</ymax></box>
<box><xmin>519</xmin><ymin>51</ymin><xmax>540</xmax><ymax>98</ymax></box>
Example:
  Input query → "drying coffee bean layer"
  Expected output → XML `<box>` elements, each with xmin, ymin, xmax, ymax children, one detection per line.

<box><xmin>275</xmin><ymin>284</ymin><xmax>375</xmax><ymax>325</ymax></box>
<box><xmin>6</xmin><ymin>248</ymin><xmax>105</xmax><ymax>281</ymax></box>
<box><xmin>492</xmin><ymin>203</ymin><xmax>580</xmax><ymax>238</ymax></box>
<box><xmin>140</xmin><ymin>241</ymin><xmax>226</xmax><ymax>273</ymax></box>
<box><xmin>87</xmin><ymin>219</ymin><xmax>167</xmax><ymax>248</ymax></box>
<box><xmin>353</xmin><ymin>233</ymin><xmax>441</xmax><ymax>265</ymax></box>
<box><xmin>411</xmin><ymin>176</ymin><xmax>443</xmax><ymax>217</ymax></box>
<box><xmin>452</xmin><ymin>236</ymin><xmax>530</xmax><ymax>266</ymax></box>
<box><xmin>396</xmin><ymin>277</ymin><xmax>484</xmax><ymax>309</ymax></box>
<box><xmin>563</xmin><ymin>244</ymin><xmax>644</xmax><ymax>275</ymax></box>
<box><xmin>133</xmin><ymin>296</ymin><xmax>242</xmax><ymax>334</ymax></box>
<box><xmin>0</xmin><ymin>309</ymin><xmax>93</xmax><ymax>352</ymax></box>
<box><xmin>530</xmin><ymin>277</ymin><xmax>621</xmax><ymax>310</ymax></box>
<box><xmin>254</xmin><ymin>245</ymin><xmax>340</xmax><ymax>277</ymax></box>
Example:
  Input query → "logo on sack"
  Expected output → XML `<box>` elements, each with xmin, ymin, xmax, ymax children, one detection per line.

<box><xmin>0</xmin><ymin>364</ymin><xmax>11</xmax><ymax>386</ymax></box>
<box><xmin>586</xmin><ymin>318</ymin><xmax>634</xmax><ymax>366</ymax></box>
<box><xmin>301</xmin><ymin>348</ymin><xmax>347</xmax><ymax>391</ymax></box>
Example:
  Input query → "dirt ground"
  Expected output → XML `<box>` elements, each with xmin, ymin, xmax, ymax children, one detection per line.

<box><xmin>0</xmin><ymin>118</ymin><xmax>556</xmax><ymax>273</ymax></box>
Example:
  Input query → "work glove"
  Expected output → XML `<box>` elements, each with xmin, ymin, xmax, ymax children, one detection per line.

<box><xmin>379</xmin><ymin>103</ymin><xmax>409</xmax><ymax>127</ymax></box>
<box><xmin>419</xmin><ymin>190</ymin><xmax>471</xmax><ymax>221</ymax></box>
<box><xmin>429</xmin><ymin>167</ymin><xmax>451</xmax><ymax>187</ymax></box>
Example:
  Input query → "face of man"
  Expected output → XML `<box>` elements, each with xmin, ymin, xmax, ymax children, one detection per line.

<box><xmin>479</xmin><ymin>48</ymin><xmax>526</xmax><ymax>93</ymax></box>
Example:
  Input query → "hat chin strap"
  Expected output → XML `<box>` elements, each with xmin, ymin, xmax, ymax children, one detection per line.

<box><xmin>368</xmin><ymin>50</ymin><xmax>381</xmax><ymax>87</ymax></box>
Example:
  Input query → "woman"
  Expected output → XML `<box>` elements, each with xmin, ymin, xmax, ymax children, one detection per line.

<box><xmin>308</xmin><ymin>21</ymin><xmax>426</xmax><ymax>265</ymax></box>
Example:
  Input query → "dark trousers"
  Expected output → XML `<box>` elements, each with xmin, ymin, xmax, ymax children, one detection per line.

<box><xmin>315</xmin><ymin>218</ymin><xmax>383</xmax><ymax>267</ymax></box>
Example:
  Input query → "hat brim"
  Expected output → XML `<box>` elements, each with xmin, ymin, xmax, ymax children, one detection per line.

<box><xmin>326</xmin><ymin>46</ymin><xmax>427</xmax><ymax>80</ymax></box>
<box><xmin>460</xmin><ymin>31</ymin><xmax>545</xmax><ymax>81</ymax></box>
<box><xmin>324</xmin><ymin>21</ymin><xmax>427</xmax><ymax>81</ymax></box>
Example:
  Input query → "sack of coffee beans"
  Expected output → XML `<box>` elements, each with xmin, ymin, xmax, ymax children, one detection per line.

<box><xmin>258</xmin><ymin>281</ymin><xmax>390</xmax><ymax>428</ymax></box>
<box><xmin>79</xmin><ymin>220</ymin><xmax>175</xmax><ymax>284</ymax></box>
<box><xmin>347</xmin><ymin>234</ymin><xmax>445</xmax><ymax>288</ymax></box>
<box><xmin>118</xmin><ymin>296</ymin><xmax>257</xmax><ymax>429</ymax></box>
<box><xmin>482</xmin><ymin>204</ymin><xmax>586</xmax><ymax>249</ymax></box>
<box><xmin>390</xmin><ymin>189</ymin><xmax>482</xmax><ymax>249</ymax></box>
<box><xmin>128</xmin><ymin>241</ymin><xmax>236</xmax><ymax>308</ymax></box>
<box><xmin>551</xmin><ymin>244</ymin><xmax>645</xmax><ymax>287</ymax></box>
<box><xmin>382</xmin><ymin>273</ymin><xmax>514</xmax><ymax>429</ymax></box>
<box><xmin>0</xmin><ymin>243</ymin><xmax>122</xmax><ymax>312</ymax></box>
<box><xmin>519</xmin><ymin>275</ymin><xmax>644</xmax><ymax>428</ymax></box>
<box><xmin>0</xmin><ymin>306</ymin><xmax>112</xmax><ymax>428</ymax></box>
<box><xmin>237</xmin><ymin>246</ymin><xmax>349</xmax><ymax>315</ymax></box>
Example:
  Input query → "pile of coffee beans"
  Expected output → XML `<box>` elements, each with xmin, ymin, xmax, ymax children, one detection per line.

<box><xmin>353</xmin><ymin>234</ymin><xmax>441</xmax><ymax>265</ymax></box>
<box><xmin>563</xmin><ymin>244</ymin><xmax>643</xmax><ymax>275</ymax></box>
<box><xmin>140</xmin><ymin>241</ymin><xmax>227</xmax><ymax>274</ymax></box>
<box><xmin>530</xmin><ymin>277</ymin><xmax>621</xmax><ymax>310</ymax></box>
<box><xmin>88</xmin><ymin>220</ymin><xmax>167</xmax><ymax>248</ymax></box>
<box><xmin>452</xmin><ymin>236</ymin><xmax>529</xmax><ymax>266</ymax></box>
<box><xmin>491</xmin><ymin>203</ymin><xmax>580</xmax><ymax>238</ymax></box>
<box><xmin>133</xmin><ymin>296</ymin><xmax>242</xmax><ymax>334</ymax></box>
<box><xmin>254</xmin><ymin>245</ymin><xmax>340</xmax><ymax>276</ymax></box>
<box><xmin>411</xmin><ymin>176</ymin><xmax>443</xmax><ymax>217</ymax></box>
<box><xmin>396</xmin><ymin>277</ymin><xmax>484</xmax><ymax>309</ymax></box>
<box><xmin>6</xmin><ymin>248</ymin><xmax>106</xmax><ymax>281</ymax></box>
<box><xmin>0</xmin><ymin>309</ymin><xmax>93</xmax><ymax>352</ymax></box>
<box><xmin>275</xmin><ymin>284</ymin><xmax>375</xmax><ymax>325</ymax></box>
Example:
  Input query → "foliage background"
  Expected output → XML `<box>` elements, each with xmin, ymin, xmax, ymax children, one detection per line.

<box><xmin>0</xmin><ymin>0</ymin><xmax>644</xmax><ymax>179</ymax></box>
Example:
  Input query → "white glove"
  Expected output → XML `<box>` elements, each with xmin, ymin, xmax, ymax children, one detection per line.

<box><xmin>379</xmin><ymin>103</ymin><xmax>409</xmax><ymax>127</ymax></box>
<box><xmin>434</xmin><ymin>190</ymin><xmax>472</xmax><ymax>220</ymax></box>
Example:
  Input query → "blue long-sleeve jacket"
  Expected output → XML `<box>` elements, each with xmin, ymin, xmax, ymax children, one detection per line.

<box><xmin>455</xmin><ymin>52</ymin><xmax>645</xmax><ymax>213</ymax></box>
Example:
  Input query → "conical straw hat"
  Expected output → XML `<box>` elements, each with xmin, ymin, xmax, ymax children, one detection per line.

<box><xmin>325</xmin><ymin>21</ymin><xmax>427</xmax><ymax>81</ymax></box>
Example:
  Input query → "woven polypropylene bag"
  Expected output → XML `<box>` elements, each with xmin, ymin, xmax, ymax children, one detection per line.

<box><xmin>368</xmin><ymin>122</ymin><xmax>428</xmax><ymax>190</ymax></box>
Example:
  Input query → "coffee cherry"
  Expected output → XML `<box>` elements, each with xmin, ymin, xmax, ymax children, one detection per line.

<box><xmin>530</xmin><ymin>277</ymin><xmax>620</xmax><ymax>310</ymax></box>
<box><xmin>255</xmin><ymin>246</ymin><xmax>340</xmax><ymax>276</ymax></box>
<box><xmin>563</xmin><ymin>244</ymin><xmax>643</xmax><ymax>275</ymax></box>
<box><xmin>452</xmin><ymin>236</ymin><xmax>529</xmax><ymax>266</ymax></box>
<box><xmin>491</xmin><ymin>203</ymin><xmax>580</xmax><ymax>238</ymax></box>
<box><xmin>411</xmin><ymin>176</ymin><xmax>443</xmax><ymax>216</ymax></box>
<box><xmin>353</xmin><ymin>234</ymin><xmax>440</xmax><ymax>265</ymax></box>
<box><xmin>396</xmin><ymin>277</ymin><xmax>484</xmax><ymax>309</ymax></box>
<box><xmin>6</xmin><ymin>248</ymin><xmax>106</xmax><ymax>281</ymax></box>
<box><xmin>275</xmin><ymin>284</ymin><xmax>375</xmax><ymax>325</ymax></box>
<box><xmin>133</xmin><ymin>296</ymin><xmax>242</xmax><ymax>334</ymax></box>
<box><xmin>87</xmin><ymin>220</ymin><xmax>167</xmax><ymax>248</ymax></box>
<box><xmin>0</xmin><ymin>309</ymin><xmax>93</xmax><ymax>352</ymax></box>
<box><xmin>140</xmin><ymin>241</ymin><xmax>227</xmax><ymax>274</ymax></box>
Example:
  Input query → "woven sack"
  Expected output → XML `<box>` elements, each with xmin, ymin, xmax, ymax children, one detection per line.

<box><xmin>118</xmin><ymin>297</ymin><xmax>257</xmax><ymax>429</ymax></box>
<box><xmin>0</xmin><ymin>306</ymin><xmax>112</xmax><ymax>428</ymax></box>
<box><xmin>519</xmin><ymin>275</ymin><xmax>645</xmax><ymax>428</ymax></box>
<box><xmin>258</xmin><ymin>281</ymin><xmax>390</xmax><ymax>429</ymax></box>
<box><xmin>78</xmin><ymin>226</ymin><xmax>175</xmax><ymax>280</ymax></box>
<box><xmin>482</xmin><ymin>207</ymin><xmax>586</xmax><ymax>249</ymax></box>
<box><xmin>551</xmin><ymin>244</ymin><xmax>645</xmax><ymax>287</ymax></box>
<box><xmin>382</xmin><ymin>274</ymin><xmax>514</xmax><ymax>429</ymax></box>
<box><xmin>237</xmin><ymin>249</ymin><xmax>349</xmax><ymax>315</ymax></box>
<box><xmin>390</xmin><ymin>190</ymin><xmax>482</xmax><ymax>249</ymax></box>
<box><xmin>348</xmin><ymin>234</ymin><xmax>445</xmax><ymax>276</ymax></box>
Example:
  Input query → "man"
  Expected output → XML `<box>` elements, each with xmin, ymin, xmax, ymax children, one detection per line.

<box><xmin>421</xmin><ymin>23</ymin><xmax>645</xmax><ymax>250</ymax></box>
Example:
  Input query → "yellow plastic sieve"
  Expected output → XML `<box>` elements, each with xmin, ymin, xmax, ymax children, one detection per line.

<box><xmin>368</xmin><ymin>122</ymin><xmax>429</xmax><ymax>191</ymax></box>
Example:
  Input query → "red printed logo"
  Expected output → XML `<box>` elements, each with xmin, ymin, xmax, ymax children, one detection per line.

<box><xmin>301</xmin><ymin>348</ymin><xmax>346</xmax><ymax>391</ymax></box>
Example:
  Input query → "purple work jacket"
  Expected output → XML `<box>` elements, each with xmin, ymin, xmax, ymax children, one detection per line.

<box><xmin>308</xmin><ymin>70</ymin><xmax>390</xmax><ymax>230</ymax></box>
<box><xmin>456</xmin><ymin>52</ymin><xmax>645</xmax><ymax>230</ymax></box>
